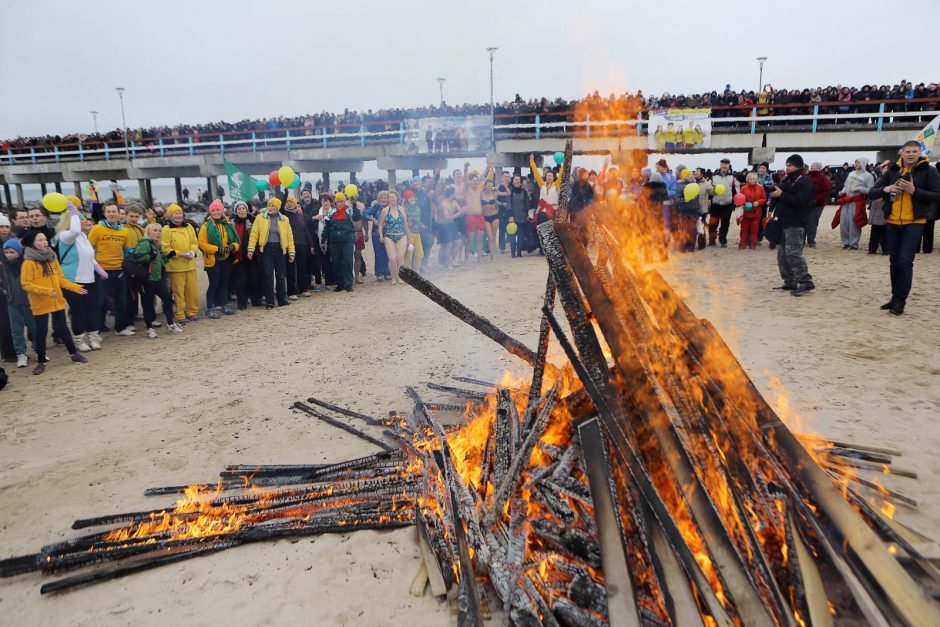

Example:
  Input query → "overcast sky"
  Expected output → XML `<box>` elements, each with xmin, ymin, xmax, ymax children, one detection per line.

<box><xmin>3</xmin><ymin>0</ymin><xmax>938</xmax><ymax>140</ymax></box>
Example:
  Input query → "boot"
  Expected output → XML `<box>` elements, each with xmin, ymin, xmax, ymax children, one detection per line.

<box><xmin>74</xmin><ymin>333</ymin><xmax>92</xmax><ymax>353</ymax></box>
<box><xmin>87</xmin><ymin>331</ymin><xmax>102</xmax><ymax>350</ymax></box>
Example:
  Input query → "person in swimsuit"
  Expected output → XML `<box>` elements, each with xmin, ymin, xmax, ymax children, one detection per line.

<box><xmin>461</xmin><ymin>161</ymin><xmax>494</xmax><ymax>263</ymax></box>
<box><xmin>378</xmin><ymin>190</ymin><xmax>411</xmax><ymax>285</ymax></box>
<box><xmin>432</xmin><ymin>186</ymin><xmax>461</xmax><ymax>269</ymax></box>
<box><xmin>481</xmin><ymin>178</ymin><xmax>499</xmax><ymax>261</ymax></box>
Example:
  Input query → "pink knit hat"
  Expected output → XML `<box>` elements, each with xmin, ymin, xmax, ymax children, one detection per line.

<box><xmin>208</xmin><ymin>199</ymin><xmax>225</xmax><ymax>213</ymax></box>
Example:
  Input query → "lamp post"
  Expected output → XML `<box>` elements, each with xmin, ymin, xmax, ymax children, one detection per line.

<box><xmin>756</xmin><ymin>56</ymin><xmax>768</xmax><ymax>92</ymax></box>
<box><xmin>486</xmin><ymin>47</ymin><xmax>498</xmax><ymax>147</ymax></box>
<box><xmin>90</xmin><ymin>110</ymin><xmax>99</xmax><ymax>134</ymax></box>
<box><xmin>437</xmin><ymin>77</ymin><xmax>446</xmax><ymax>107</ymax></box>
<box><xmin>115</xmin><ymin>87</ymin><xmax>129</xmax><ymax>158</ymax></box>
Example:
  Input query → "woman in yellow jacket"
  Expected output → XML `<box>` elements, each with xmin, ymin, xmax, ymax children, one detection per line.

<box><xmin>198</xmin><ymin>199</ymin><xmax>239</xmax><ymax>318</ymax></box>
<box><xmin>162</xmin><ymin>204</ymin><xmax>200</xmax><ymax>323</ymax></box>
<box><xmin>19</xmin><ymin>231</ymin><xmax>88</xmax><ymax>374</ymax></box>
<box><xmin>247</xmin><ymin>197</ymin><xmax>295</xmax><ymax>309</ymax></box>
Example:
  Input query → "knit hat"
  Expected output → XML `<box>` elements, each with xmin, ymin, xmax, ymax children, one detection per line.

<box><xmin>786</xmin><ymin>154</ymin><xmax>805</xmax><ymax>168</ymax></box>
<box><xmin>2</xmin><ymin>237</ymin><xmax>22</xmax><ymax>256</ymax></box>
<box><xmin>402</xmin><ymin>190</ymin><xmax>416</xmax><ymax>202</ymax></box>
<box><xmin>286</xmin><ymin>195</ymin><xmax>298</xmax><ymax>205</ymax></box>
<box><xmin>267</xmin><ymin>197</ymin><xmax>282</xmax><ymax>210</ymax></box>
<box><xmin>233</xmin><ymin>201</ymin><xmax>248</xmax><ymax>211</ymax></box>
<box><xmin>166</xmin><ymin>203</ymin><xmax>183</xmax><ymax>217</ymax></box>
<box><xmin>20</xmin><ymin>230</ymin><xmax>39</xmax><ymax>249</ymax></box>
<box><xmin>208</xmin><ymin>199</ymin><xmax>225</xmax><ymax>213</ymax></box>
<box><xmin>0</xmin><ymin>214</ymin><xmax>9</xmax><ymax>227</ymax></box>
<box><xmin>810</xmin><ymin>162</ymin><xmax>823</xmax><ymax>171</ymax></box>
<box><xmin>334</xmin><ymin>192</ymin><xmax>347</xmax><ymax>202</ymax></box>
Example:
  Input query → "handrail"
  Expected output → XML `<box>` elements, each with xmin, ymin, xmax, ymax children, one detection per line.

<box><xmin>3</xmin><ymin>106</ymin><xmax>938</xmax><ymax>166</ymax></box>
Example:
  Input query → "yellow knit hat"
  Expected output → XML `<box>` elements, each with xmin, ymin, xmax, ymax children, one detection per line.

<box><xmin>167</xmin><ymin>203</ymin><xmax>183</xmax><ymax>217</ymax></box>
<box><xmin>334</xmin><ymin>192</ymin><xmax>346</xmax><ymax>202</ymax></box>
<box><xmin>267</xmin><ymin>197</ymin><xmax>282</xmax><ymax>210</ymax></box>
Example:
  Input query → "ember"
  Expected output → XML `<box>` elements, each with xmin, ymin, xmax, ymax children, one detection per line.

<box><xmin>2</xmin><ymin>141</ymin><xmax>939</xmax><ymax>626</ymax></box>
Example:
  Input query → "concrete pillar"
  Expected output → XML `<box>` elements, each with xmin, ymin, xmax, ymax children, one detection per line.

<box><xmin>54</xmin><ymin>182</ymin><xmax>62</xmax><ymax>193</ymax></box>
<box><xmin>322</xmin><ymin>172</ymin><xmax>330</xmax><ymax>193</ymax></box>
<box><xmin>387</xmin><ymin>170</ymin><xmax>397</xmax><ymax>187</ymax></box>
<box><xmin>15</xmin><ymin>184</ymin><xmax>25</xmax><ymax>209</ymax></box>
<box><xmin>138</xmin><ymin>180</ymin><xmax>150</xmax><ymax>206</ymax></box>
<box><xmin>3</xmin><ymin>184</ymin><xmax>12</xmax><ymax>211</ymax></box>
<box><xmin>73</xmin><ymin>182</ymin><xmax>83</xmax><ymax>204</ymax></box>
<box><xmin>40</xmin><ymin>183</ymin><xmax>47</xmax><ymax>195</ymax></box>
<box><xmin>207</xmin><ymin>177</ymin><xmax>218</xmax><ymax>200</ymax></box>
<box><xmin>876</xmin><ymin>148</ymin><xmax>898</xmax><ymax>165</ymax></box>
<box><xmin>174</xmin><ymin>177</ymin><xmax>183</xmax><ymax>205</ymax></box>
<box><xmin>145</xmin><ymin>180</ymin><xmax>153</xmax><ymax>206</ymax></box>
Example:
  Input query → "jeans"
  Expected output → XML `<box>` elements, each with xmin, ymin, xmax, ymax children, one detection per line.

<box><xmin>205</xmin><ymin>258</ymin><xmax>233</xmax><ymax>310</ymax></box>
<box><xmin>420</xmin><ymin>227</ymin><xmax>434</xmax><ymax>266</ymax></box>
<box><xmin>261</xmin><ymin>243</ymin><xmax>288</xmax><ymax>306</ymax></box>
<box><xmin>919</xmin><ymin>219</ymin><xmax>935</xmax><ymax>253</ymax></box>
<box><xmin>8</xmin><ymin>302</ymin><xmax>37</xmax><ymax>355</ymax></box>
<box><xmin>885</xmin><ymin>222</ymin><xmax>926</xmax><ymax>304</ymax></box>
<box><xmin>286</xmin><ymin>245</ymin><xmax>309</xmax><ymax>294</ymax></box>
<box><xmin>101</xmin><ymin>269</ymin><xmax>130</xmax><ymax>331</ymax></box>
<box><xmin>777</xmin><ymin>227</ymin><xmax>813</xmax><ymax>288</ymax></box>
<box><xmin>805</xmin><ymin>205</ymin><xmax>824</xmax><ymax>246</ymax></box>
<box><xmin>34</xmin><ymin>310</ymin><xmax>76</xmax><ymax>360</ymax></box>
<box><xmin>868</xmin><ymin>224</ymin><xmax>887</xmax><ymax>254</ymax></box>
<box><xmin>141</xmin><ymin>278</ymin><xmax>175</xmax><ymax>326</ymax></box>
<box><xmin>329</xmin><ymin>240</ymin><xmax>355</xmax><ymax>290</ymax></box>
<box><xmin>371</xmin><ymin>234</ymin><xmax>390</xmax><ymax>278</ymax></box>
<box><xmin>708</xmin><ymin>203</ymin><xmax>733</xmax><ymax>245</ymax></box>
<box><xmin>63</xmin><ymin>279</ymin><xmax>100</xmax><ymax>335</ymax></box>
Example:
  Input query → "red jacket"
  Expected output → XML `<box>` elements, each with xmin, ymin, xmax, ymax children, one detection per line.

<box><xmin>807</xmin><ymin>171</ymin><xmax>832</xmax><ymax>207</ymax></box>
<box><xmin>739</xmin><ymin>183</ymin><xmax>766</xmax><ymax>219</ymax></box>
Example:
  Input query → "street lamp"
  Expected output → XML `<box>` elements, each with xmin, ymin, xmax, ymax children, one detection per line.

<box><xmin>115</xmin><ymin>87</ymin><xmax>129</xmax><ymax>158</ymax></box>
<box><xmin>486</xmin><ymin>47</ymin><xmax>498</xmax><ymax>147</ymax></box>
<box><xmin>437</xmin><ymin>77</ymin><xmax>446</xmax><ymax>107</ymax></box>
<box><xmin>90</xmin><ymin>110</ymin><xmax>99</xmax><ymax>134</ymax></box>
<box><xmin>756</xmin><ymin>56</ymin><xmax>768</xmax><ymax>92</ymax></box>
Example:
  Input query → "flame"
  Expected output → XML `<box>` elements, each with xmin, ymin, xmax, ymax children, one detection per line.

<box><xmin>880</xmin><ymin>500</ymin><xmax>896</xmax><ymax>520</ymax></box>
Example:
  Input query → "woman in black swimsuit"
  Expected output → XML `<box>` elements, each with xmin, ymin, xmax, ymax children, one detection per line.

<box><xmin>481</xmin><ymin>178</ymin><xmax>498</xmax><ymax>261</ymax></box>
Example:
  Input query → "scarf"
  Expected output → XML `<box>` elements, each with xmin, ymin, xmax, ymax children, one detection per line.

<box><xmin>206</xmin><ymin>216</ymin><xmax>239</xmax><ymax>249</ymax></box>
<box><xmin>98</xmin><ymin>220</ymin><xmax>123</xmax><ymax>230</ymax></box>
<box><xmin>333</xmin><ymin>204</ymin><xmax>348</xmax><ymax>221</ymax></box>
<box><xmin>24</xmin><ymin>246</ymin><xmax>57</xmax><ymax>276</ymax></box>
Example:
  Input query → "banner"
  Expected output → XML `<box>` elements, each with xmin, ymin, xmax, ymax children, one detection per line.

<box><xmin>224</xmin><ymin>158</ymin><xmax>257</xmax><ymax>203</ymax></box>
<box><xmin>912</xmin><ymin>114</ymin><xmax>940</xmax><ymax>159</ymax></box>
<box><xmin>648</xmin><ymin>108</ymin><xmax>712</xmax><ymax>151</ymax></box>
<box><xmin>401</xmin><ymin>115</ymin><xmax>493</xmax><ymax>154</ymax></box>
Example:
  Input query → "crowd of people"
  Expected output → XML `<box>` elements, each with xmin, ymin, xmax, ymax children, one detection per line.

<box><xmin>4</xmin><ymin>80</ymin><xmax>937</xmax><ymax>154</ymax></box>
<box><xmin>1</xmin><ymin>140</ymin><xmax>938</xmax><ymax>381</ymax></box>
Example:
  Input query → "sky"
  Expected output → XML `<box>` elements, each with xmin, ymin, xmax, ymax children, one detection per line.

<box><xmin>2</xmin><ymin>0</ymin><xmax>938</xmax><ymax>198</ymax></box>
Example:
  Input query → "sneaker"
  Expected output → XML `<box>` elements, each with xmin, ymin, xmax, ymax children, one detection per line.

<box><xmin>187</xmin><ymin>315</ymin><xmax>201</xmax><ymax>322</ymax></box>
<box><xmin>74</xmin><ymin>334</ymin><xmax>92</xmax><ymax>353</ymax></box>
<box><xmin>176</xmin><ymin>318</ymin><xmax>188</xmax><ymax>326</ymax></box>
<box><xmin>16</xmin><ymin>354</ymin><xmax>27</xmax><ymax>368</ymax></box>
<box><xmin>221</xmin><ymin>305</ymin><xmax>236</xmax><ymax>315</ymax></box>
<box><xmin>301</xmin><ymin>292</ymin><xmax>312</xmax><ymax>298</ymax></box>
<box><xmin>115</xmin><ymin>327</ymin><xmax>136</xmax><ymax>336</ymax></box>
<box><xmin>147</xmin><ymin>328</ymin><xmax>159</xmax><ymax>339</ymax></box>
<box><xmin>313</xmin><ymin>286</ymin><xmax>322</xmax><ymax>292</ymax></box>
<box><xmin>32</xmin><ymin>363</ymin><xmax>46</xmax><ymax>375</ymax></box>
<box><xmin>167</xmin><ymin>323</ymin><xmax>184</xmax><ymax>333</ymax></box>
<box><xmin>70</xmin><ymin>353</ymin><xmax>88</xmax><ymax>363</ymax></box>
<box><xmin>205</xmin><ymin>309</ymin><xmax>222</xmax><ymax>319</ymax></box>
<box><xmin>149</xmin><ymin>321</ymin><xmax>163</xmax><ymax>329</ymax></box>
<box><xmin>265</xmin><ymin>304</ymin><xmax>275</xmax><ymax>310</ymax></box>
<box><xmin>288</xmin><ymin>294</ymin><xmax>298</xmax><ymax>301</ymax></box>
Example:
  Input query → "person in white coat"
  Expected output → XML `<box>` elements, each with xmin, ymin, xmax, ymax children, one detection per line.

<box><xmin>839</xmin><ymin>158</ymin><xmax>874</xmax><ymax>250</ymax></box>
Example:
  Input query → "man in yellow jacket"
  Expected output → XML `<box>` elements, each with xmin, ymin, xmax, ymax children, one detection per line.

<box><xmin>162</xmin><ymin>204</ymin><xmax>201</xmax><ymax>322</ymax></box>
<box><xmin>247</xmin><ymin>197</ymin><xmax>295</xmax><ymax>309</ymax></box>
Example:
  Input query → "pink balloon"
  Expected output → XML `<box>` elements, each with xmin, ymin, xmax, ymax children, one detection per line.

<box><xmin>733</xmin><ymin>193</ymin><xmax>746</xmax><ymax>206</ymax></box>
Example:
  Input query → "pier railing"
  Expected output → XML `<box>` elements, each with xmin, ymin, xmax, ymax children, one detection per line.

<box><xmin>5</xmin><ymin>97</ymin><xmax>939</xmax><ymax>166</ymax></box>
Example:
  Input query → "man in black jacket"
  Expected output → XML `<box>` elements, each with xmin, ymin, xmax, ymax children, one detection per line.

<box><xmin>769</xmin><ymin>154</ymin><xmax>814</xmax><ymax>296</ymax></box>
<box><xmin>869</xmin><ymin>141</ymin><xmax>940</xmax><ymax>315</ymax></box>
<box><xmin>283</xmin><ymin>195</ymin><xmax>311</xmax><ymax>298</ymax></box>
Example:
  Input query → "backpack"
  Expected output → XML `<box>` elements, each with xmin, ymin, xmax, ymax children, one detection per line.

<box><xmin>122</xmin><ymin>242</ymin><xmax>153</xmax><ymax>281</ymax></box>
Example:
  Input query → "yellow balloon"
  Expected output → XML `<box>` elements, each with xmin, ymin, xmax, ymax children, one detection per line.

<box><xmin>277</xmin><ymin>166</ymin><xmax>296</xmax><ymax>188</ymax></box>
<box><xmin>43</xmin><ymin>192</ymin><xmax>68</xmax><ymax>213</ymax></box>
<box><xmin>66</xmin><ymin>195</ymin><xmax>82</xmax><ymax>209</ymax></box>
<box><xmin>679</xmin><ymin>168</ymin><xmax>691</xmax><ymax>180</ymax></box>
<box><xmin>344</xmin><ymin>183</ymin><xmax>359</xmax><ymax>198</ymax></box>
<box><xmin>714</xmin><ymin>184</ymin><xmax>726</xmax><ymax>196</ymax></box>
<box><xmin>506</xmin><ymin>222</ymin><xmax>518</xmax><ymax>235</ymax></box>
<box><xmin>683</xmin><ymin>182</ymin><xmax>700</xmax><ymax>202</ymax></box>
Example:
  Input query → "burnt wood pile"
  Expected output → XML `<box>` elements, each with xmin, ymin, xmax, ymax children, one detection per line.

<box><xmin>3</xmin><ymin>140</ymin><xmax>940</xmax><ymax>626</ymax></box>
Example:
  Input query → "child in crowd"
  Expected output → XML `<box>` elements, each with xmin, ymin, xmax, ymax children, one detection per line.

<box><xmin>738</xmin><ymin>173</ymin><xmax>766</xmax><ymax>249</ymax></box>
<box><xmin>133</xmin><ymin>223</ymin><xmax>183</xmax><ymax>337</ymax></box>
<box><xmin>1</xmin><ymin>238</ymin><xmax>38</xmax><ymax>368</ymax></box>
<box><xmin>19</xmin><ymin>231</ymin><xmax>88</xmax><ymax>375</ymax></box>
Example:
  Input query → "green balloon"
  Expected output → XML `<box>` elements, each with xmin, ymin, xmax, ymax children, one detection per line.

<box><xmin>288</xmin><ymin>177</ymin><xmax>301</xmax><ymax>189</ymax></box>
<box><xmin>256</xmin><ymin>179</ymin><xmax>269</xmax><ymax>192</ymax></box>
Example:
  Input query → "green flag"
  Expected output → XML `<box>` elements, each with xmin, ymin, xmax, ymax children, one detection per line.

<box><xmin>224</xmin><ymin>158</ymin><xmax>257</xmax><ymax>203</ymax></box>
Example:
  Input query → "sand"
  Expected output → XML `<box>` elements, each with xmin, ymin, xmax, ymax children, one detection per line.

<box><xmin>1</xmin><ymin>204</ymin><xmax>938</xmax><ymax>625</ymax></box>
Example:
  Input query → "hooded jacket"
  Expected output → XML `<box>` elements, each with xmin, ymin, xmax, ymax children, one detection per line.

<box><xmin>869</xmin><ymin>157</ymin><xmax>940</xmax><ymax>222</ymax></box>
<box><xmin>20</xmin><ymin>257</ymin><xmax>83</xmax><ymax>315</ymax></box>
<box><xmin>840</xmin><ymin>159</ymin><xmax>874</xmax><ymax>197</ymax></box>
<box><xmin>161</xmin><ymin>222</ymin><xmax>199</xmax><ymax>273</ymax></box>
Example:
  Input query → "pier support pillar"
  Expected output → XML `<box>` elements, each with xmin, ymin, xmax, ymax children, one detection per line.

<box><xmin>39</xmin><ymin>183</ymin><xmax>47</xmax><ymax>196</ymax></box>
<box><xmin>53</xmin><ymin>182</ymin><xmax>62</xmax><ymax>193</ymax></box>
<box><xmin>72</xmin><ymin>182</ymin><xmax>83</xmax><ymax>205</ymax></box>
<box><xmin>207</xmin><ymin>177</ymin><xmax>218</xmax><ymax>201</ymax></box>
<box><xmin>387</xmin><ymin>169</ymin><xmax>397</xmax><ymax>188</ymax></box>
<box><xmin>322</xmin><ymin>172</ymin><xmax>330</xmax><ymax>193</ymax></box>
<box><xmin>174</xmin><ymin>177</ymin><xmax>183</xmax><ymax>205</ymax></box>
<box><xmin>15</xmin><ymin>184</ymin><xmax>25</xmax><ymax>209</ymax></box>
<box><xmin>138</xmin><ymin>179</ymin><xmax>152</xmax><ymax>206</ymax></box>
<box><xmin>3</xmin><ymin>184</ymin><xmax>12</xmax><ymax>211</ymax></box>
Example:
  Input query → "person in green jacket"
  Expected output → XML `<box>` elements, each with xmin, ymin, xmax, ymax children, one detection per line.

<box><xmin>132</xmin><ymin>223</ymin><xmax>184</xmax><ymax>338</ymax></box>
<box><xmin>321</xmin><ymin>192</ymin><xmax>361</xmax><ymax>292</ymax></box>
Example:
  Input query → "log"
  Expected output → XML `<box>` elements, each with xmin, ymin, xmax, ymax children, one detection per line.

<box><xmin>820</xmin><ymin>455</ymin><xmax>917</xmax><ymax>479</ymax></box>
<box><xmin>304</xmin><ymin>396</ymin><xmax>385</xmax><ymax>427</ymax></box>
<box><xmin>493</xmin><ymin>389</ymin><xmax>513</xmax><ymax>490</ymax></box>
<box><xmin>410</xmin><ymin>561</ymin><xmax>429</xmax><ymax>597</ymax></box>
<box><xmin>528</xmin><ymin>276</ymin><xmax>557</xmax><ymax>411</ymax></box>
<box><xmin>415</xmin><ymin>510</ymin><xmax>450</xmax><ymax>597</ymax></box>
<box><xmin>824</xmin><ymin>465</ymin><xmax>918</xmax><ymax>507</ymax></box>
<box><xmin>426</xmin><ymin>382</ymin><xmax>488</xmax><ymax>401</ymax></box>
<box><xmin>292</xmin><ymin>402</ymin><xmax>395</xmax><ymax>451</ymax></box>
<box><xmin>424</xmin><ymin>402</ymin><xmax>467</xmax><ymax>413</ymax></box>
<box><xmin>399</xmin><ymin>267</ymin><xmax>538</xmax><ymax>366</ymax></box>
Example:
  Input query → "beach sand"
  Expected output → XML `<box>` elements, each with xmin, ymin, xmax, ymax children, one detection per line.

<box><xmin>1</xmin><ymin>205</ymin><xmax>938</xmax><ymax>625</ymax></box>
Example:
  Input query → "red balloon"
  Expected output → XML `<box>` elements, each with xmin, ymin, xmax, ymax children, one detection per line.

<box><xmin>733</xmin><ymin>192</ymin><xmax>746</xmax><ymax>206</ymax></box>
<box><xmin>268</xmin><ymin>171</ymin><xmax>281</xmax><ymax>187</ymax></box>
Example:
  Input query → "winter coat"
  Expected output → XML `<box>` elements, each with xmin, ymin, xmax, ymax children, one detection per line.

<box><xmin>131</xmin><ymin>238</ymin><xmax>169</xmax><ymax>281</ymax></box>
<box><xmin>198</xmin><ymin>219</ymin><xmax>239</xmax><ymax>268</ymax></box>
<box><xmin>321</xmin><ymin>206</ymin><xmax>361</xmax><ymax>245</ymax></box>
<box><xmin>870</xmin><ymin>158</ymin><xmax>940</xmax><ymax>222</ymax></box>
<box><xmin>773</xmin><ymin>172</ymin><xmax>812</xmax><ymax>228</ymax></box>
<box><xmin>283</xmin><ymin>208</ymin><xmax>310</xmax><ymax>246</ymax></box>
<box><xmin>54</xmin><ymin>214</ymin><xmax>97</xmax><ymax>283</ymax></box>
<box><xmin>675</xmin><ymin>181</ymin><xmax>701</xmax><ymax>216</ymax></box>
<box><xmin>161</xmin><ymin>223</ymin><xmax>199</xmax><ymax>273</ymax></box>
<box><xmin>840</xmin><ymin>160</ymin><xmax>874</xmax><ymax>197</ymax></box>
<box><xmin>20</xmin><ymin>258</ymin><xmax>83</xmax><ymax>315</ymax></box>
<box><xmin>739</xmin><ymin>183</ymin><xmax>766</xmax><ymax>219</ymax></box>
<box><xmin>807</xmin><ymin>171</ymin><xmax>832</xmax><ymax>208</ymax></box>
<box><xmin>248</xmin><ymin>213</ymin><xmax>295</xmax><ymax>254</ymax></box>
<box><xmin>0</xmin><ymin>256</ymin><xmax>28</xmax><ymax>306</ymax></box>
<box><xmin>710</xmin><ymin>172</ymin><xmax>736</xmax><ymax>206</ymax></box>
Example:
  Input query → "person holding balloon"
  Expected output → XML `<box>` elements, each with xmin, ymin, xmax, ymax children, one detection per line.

<box><xmin>675</xmin><ymin>172</ymin><xmax>702</xmax><ymax>253</ymax></box>
<box><xmin>708</xmin><ymin>159</ymin><xmax>737</xmax><ymax>247</ymax></box>
<box><xmin>737</xmin><ymin>174</ymin><xmax>766</xmax><ymax>249</ymax></box>
<box><xmin>53</xmin><ymin>201</ymin><xmax>107</xmax><ymax>351</ymax></box>
<box><xmin>364</xmin><ymin>190</ymin><xmax>392</xmax><ymax>281</ymax></box>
